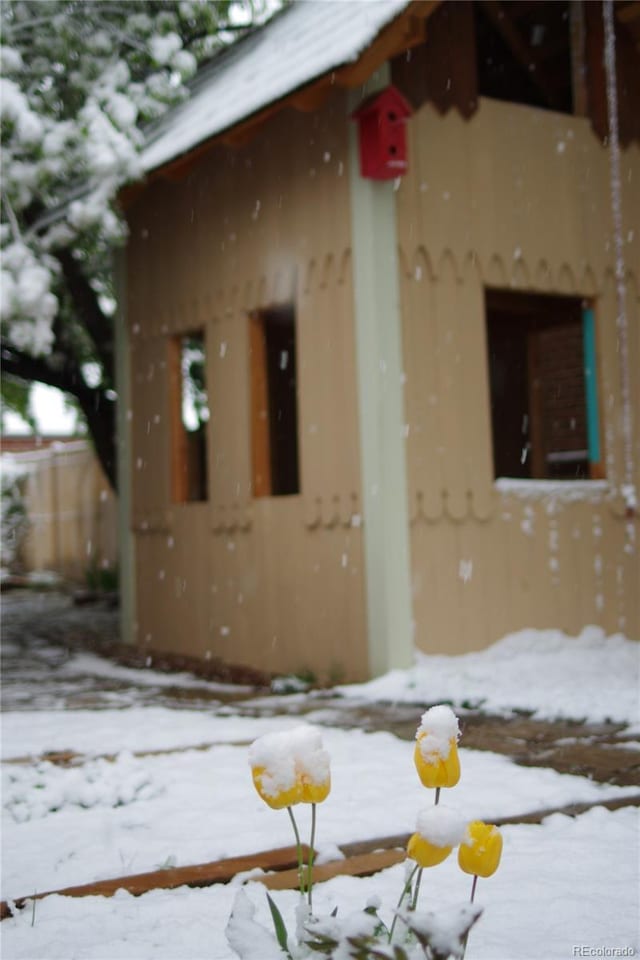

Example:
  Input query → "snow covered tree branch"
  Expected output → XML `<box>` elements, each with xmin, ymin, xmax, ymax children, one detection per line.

<box><xmin>1</xmin><ymin>0</ymin><xmax>265</xmax><ymax>488</ymax></box>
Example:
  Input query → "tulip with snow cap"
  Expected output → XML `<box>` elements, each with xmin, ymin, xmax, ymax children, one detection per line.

<box><xmin>389</xmin><ymin>805</ymin><xmax>467</xmax><ymax>943</ymax></box>
<box><xmin>249</xmin><ymin>725</ymin><xmax>331</xmax><ymax>809</ymax></box>
<box><xmin>248</xmin><ymin>725</ymin><xmax>330</xmax><ymax>909</ymax></box>
<box><xmin>414</xmin><ymin>704</ymin><xmax>461</xmax><ymax>791</ymax></box>
<box><xmin>407</xmin><ymin>805</ymin><xmax>466</xmax><ymax>868</ymax></box>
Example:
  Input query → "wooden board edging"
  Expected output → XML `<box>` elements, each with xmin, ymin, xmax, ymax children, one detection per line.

<box><xmin>259</xmin><ymin>849</ymin><xmax>406</xmax><ymax>891</ymax></box>
<box><xmin>0</xmin><ymin>844</ymin><xmax>309</xmax><ymax>922</ymax></box>
<box><xmin>2</xmin><ymin>793</ymin><xmax>638</xmax><ymax>921</ymax></box>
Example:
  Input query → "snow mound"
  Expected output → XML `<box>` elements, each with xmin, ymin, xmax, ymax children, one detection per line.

<box><xmin>339</xmin><ymin>626</ymin><xmax>640</xmax><ymax>727</ymax></box>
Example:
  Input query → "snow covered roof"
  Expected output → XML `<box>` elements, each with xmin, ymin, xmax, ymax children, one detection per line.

<box><xmin>141</xmin><ymin>0</ymin><xmax>414</xmax><ymax>175</ymax></box>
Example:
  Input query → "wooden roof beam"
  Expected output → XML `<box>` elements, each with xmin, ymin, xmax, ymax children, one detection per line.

<box><xmin>479</xmin><ymin>0</ymin><xmax>564</xmax><ymax>110</ymax></box>
<box><xmin>508</xmin><ymin>1</ymin><xmax>549</xmax><ymax>19</ymax></box>
<box><xmin>336</xmin><ymin>1</ymin><xmax>440</xmax><ymax>87</ymax></box>
<box><xmin>616</xmin><ymin>2</ymin><xmax>640</xmax><ymax>23</ymax></box>
<box><xmin>534</xmin><ymin>32</ymin><xmax>575</xmax><ymax>63</ymax></box>
<box><xmin>290</xmin><ymin>76</ymin><xmax>335</xmax><ymax>112</ymax></box>
<box><xmin>570</xmin><ymin>1</ymin><xmax>588</xmax><ymax>117</ymax></box>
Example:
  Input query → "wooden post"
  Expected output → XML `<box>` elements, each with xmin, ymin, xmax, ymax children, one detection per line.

<box><xmin>114</xmin><ymin>249</ymin><xmax>136</xmax><ymax>644</ymax></box>
<box><xmin>582</xmin><ymin>306</ymin><xmax>604</xmax><ymax>480</ymax></box>
<box><xmin>249</xmin><ymin>312</ymin><xmax>272</xmax><ymax>497</ymax></box>
<box><xmin>168</xmin><ymin>336</ymin><xmax>188</xmax><ymax>503</ymax></box>
<box><xmin>527</xmin><ymin>329</ymin><xmax>544</xmax><ymax>480</ymax></box>
<box><xmin>348</xmin><ymin>65</ymin><xmax>414</xmax><ymax>677</ymax></box>
<box><xmin>51</xmin><ymin>447</ymin><xmax>61</xmax><ymax>571</ymax></box>
<box><xmin>570</xmin><ymin>1</ymin><xmax>588</xmax><ymax>117</ymax></box>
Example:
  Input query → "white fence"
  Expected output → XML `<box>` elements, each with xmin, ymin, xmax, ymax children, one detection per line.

<box><xmin>3</xmin><ymin>440</ymin><xmax>117</xmax><ymax>582</ymax></box>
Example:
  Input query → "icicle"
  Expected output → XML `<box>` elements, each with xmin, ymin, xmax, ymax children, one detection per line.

<box><xmin>602</xmin><ymin>0</ymin><xmax>636</xmax><ymax>516</ymax></box>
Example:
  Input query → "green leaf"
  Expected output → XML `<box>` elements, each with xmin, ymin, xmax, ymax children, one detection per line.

<box><xmin>0</xmin><ymin>375</ymin><xmax>37</xmax><ymax>432</ymax></box>
<box><xmin>393</xmin><ymin>946</ymin><xmax>410</xmax><ymax>960</ymax></box>
<box><xmin>265</xmin><ymin>892</ymin><xmax>290</xmax><ymax>957</ymax></box>
<box><xmin>363</xmin><ymin>904</ymin><xmax>389</xmax><ymax>940</ymax></box>
<box><xmin>305</xmin><ymin>934</ymin><xmax>338</xmax><ymax>955</ymax></box>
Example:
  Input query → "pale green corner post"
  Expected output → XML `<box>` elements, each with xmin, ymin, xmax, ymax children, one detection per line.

<box><xmin>114</xmin><ymin>247</ymin><xmax>135</xmax><ymax>646</ymax></box>
<box><xmin>348</xmin><ymin>65</ymin><xmax>414</xmax><ymax>677</ymax></box>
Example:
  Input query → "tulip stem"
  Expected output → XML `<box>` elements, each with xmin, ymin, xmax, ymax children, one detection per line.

<box><xmin>435</xmin><ymin>787</ymin><xmax>441</xmax><ymax>805</ymax></box>
<box><xmin>410</xmin><ymin>867</ymin><xmax>423</xmax><ymax>911</ymax></box>
<box><xmin>287</xmin><ymin>806</ymin><xmax>305</xmax><ymax>896</ymax></box>
<box><xmin>388</xmin><ymin>862</ymin><xmax>420</xmax><ymax>943</ymax></box>
<box><xmin>460</xmin><ymin>876</ymin><xmax>479</xmax><ymax>960</ymax></box>
<box><xmin>308</xmin><ymin>802</ymin><xmax>317</xmax><ymax>911</ymax></box>
<box><xmin>470</xmin><ymin>874</ymin><xmax>478</xmax><ymax>904</ymax></box>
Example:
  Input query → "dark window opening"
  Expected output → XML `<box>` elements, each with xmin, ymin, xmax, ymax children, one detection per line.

<box><xmin>486</xmin><ymin>291</ymin><xmax>594</xmax><ymax>481</ymax></box>
<box><xmin>391</xmin><ymin>1</ymin><xmax>583</xmax><ymax>122</ymax></box>
<box><xmin>171</xmin><ymin>331</ymin><xmax>208</xmax><ymax>502</ymax></box>
<box><xmin>475</xmin><ymin>1</ymin><xmax>573</xmax><ymax>114</ymax></box>
<box><xmin>250</xmin><ymin>306</ymin><xmax>300</xmax><ymax>497</ymax></box>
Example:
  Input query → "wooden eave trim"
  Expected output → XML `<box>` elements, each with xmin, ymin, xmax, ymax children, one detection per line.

<box><xmin>118</xmin><ymin>181</ymin><xmax>146</xmax><ymax>210</ymax></box>
<box><xmin>120</xmin><ymin>0</ymin><xmax>440</xmax><ymax>200</ymax></box>
<box><xmin>335</xmin><ymin>1</ymin><xmax>439</xmax><ymax>86</ymax></box>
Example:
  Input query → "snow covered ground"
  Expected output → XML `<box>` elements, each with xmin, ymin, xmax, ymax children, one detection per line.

<box><xmin>2</xmin><ymin>625</ymin><xmax>639</xmax><ymax>959</ymax></box>
<box><xmin>339</xmin><ymin>626</ymin><xmax>640</xmax><ymax>729</ymax></box>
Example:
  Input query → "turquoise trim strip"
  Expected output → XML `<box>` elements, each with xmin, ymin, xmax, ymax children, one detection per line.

<box><xmin>582</xmin><ymin>307</ymin><xmax>601</xmax><ymax>464</ymax></box>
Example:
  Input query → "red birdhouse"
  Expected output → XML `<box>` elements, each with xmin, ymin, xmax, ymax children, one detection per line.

<box><xmin>351</xmin><ymin>86</ymin><xmax>412</xmax><ymax>181</ymax></box>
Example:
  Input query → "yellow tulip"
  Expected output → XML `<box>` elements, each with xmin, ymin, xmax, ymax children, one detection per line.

<box><xmin>299</xmin><ymin>772</ymin><xmax>331</xmax><ymax>804</ymax></box>
<box><xmin>413</xmin><ymin>705</ymin><xmax>461</xmax><ymax>789</ymax></box>
<box><xmin>406</xmin><ymin>805</ymin><xmax>465</xmax><ymax>869</ymax></box>
<box><xmin>414</xmin><ymin>736</ymin><xmax>461</xmax><ymax>789</ymax></box>
<box><xmin>458</xmin><ymin>821</ymin><xmax>503</xmax><ymax>878</ymax></box>
<box><xmin>249</xmin><ymin>726</ymin><xmax>331</xmax><ymax>809</ymax></box>
<box><xmin>407</xmin><ymin>831</ymin><xmax>452</xmax><ymax>868</ymax></box>
<box><xmin>251</xmin><ymin>764</ymin><xmax>302</xmax><ymax>809</ymax></box>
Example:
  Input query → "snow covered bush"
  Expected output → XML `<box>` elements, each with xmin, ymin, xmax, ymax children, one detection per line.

<box><xmin>3</xmin><ymin>751</ymin><xmax>162</xmax><ymax>822</ymax></box>
<box><xmin>229</xmin><ymin>712</ymin><xmax>503</xmax><ymax>960</ymax></box>
<box><xmin>0</xmin><ymin>463</ymin><xmax>29</xmax><ymax>569</ymax></box>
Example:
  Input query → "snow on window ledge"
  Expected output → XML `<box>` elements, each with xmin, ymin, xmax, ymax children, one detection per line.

<box><xmin>494</xmin><ymin>478</ymin><xmax>610</xmax><ymax>502</ymax></box>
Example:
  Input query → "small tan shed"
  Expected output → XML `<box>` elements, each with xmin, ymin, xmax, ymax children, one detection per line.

<box><xmin>120</xmin><ymin>0</ymin><xmax>640</xmax><ymax>681</ymax></box>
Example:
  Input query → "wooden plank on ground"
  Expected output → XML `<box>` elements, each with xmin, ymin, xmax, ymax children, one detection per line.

<box><xmin>3</xmin><ymin>794</ymin><xmax>639</xmax><ymax>921</ymax></box>
<box><xmin>332</xmin><ymin>793</ymin><xmax>640</xmax><ymax>857</ymax></box>
<box><xmin>492</xmin><ymin>793</ymin><xmax>640</xmax><ymax>825</ymax></box>
<box><xmin>259</xmin><ymin>850</ymin><xmax>406</xmax><ymax>891</ymax></box>
<box><xmin>339</xmin><ymin>834</ymin><xmax>410</xmax><ymax>858</ymax></box>
<box><xmin>0</xmin><ymin>845</ymin><xmax>309</xmax><ymax>921</ymax></box>
<box><xmin>2</xmin><ymin>741</ymin><xmax>254</xmax><ymax>767</ymax></box>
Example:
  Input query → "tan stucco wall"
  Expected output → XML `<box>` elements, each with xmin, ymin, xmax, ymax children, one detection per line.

<box><xmin>127</xmin><ymin>89</ymin><xmax>639</xmax><ymax>679</ymax></box>
<box><xmin>126</xmin><ymin>93</ymin><xmax>369</xmax><ymax>681</ymax></box>
<box><xmin>397</xmin><ymin>97</ymin><xmax>640</xmax><ymax>651</ymax></box>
